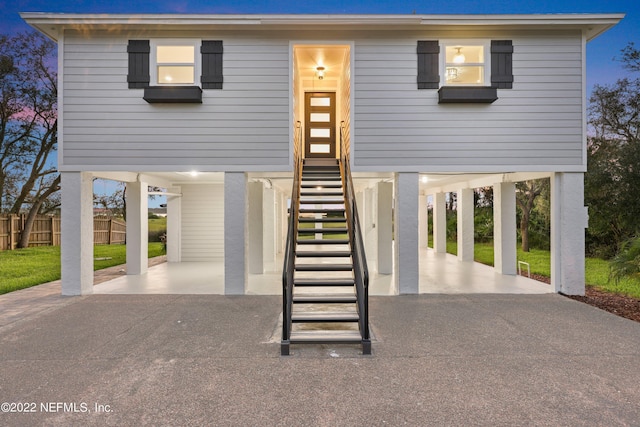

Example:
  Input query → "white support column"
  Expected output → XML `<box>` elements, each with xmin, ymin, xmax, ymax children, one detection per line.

<box><xmin>61</xmin><ymin>172</ymin><xmax>94</xmax><ymax>295</ymax></box>
<box><xmin>356</xmin><ymin>190</ymin><xmax>365</xmax><ymax>230</ymax></box>
<box><xmin>433</xmin><ymin>192</ymin><xmax>447</xmax><ymax>253</ymax></box>
<box><xmin>166</xmin><ymin>186</ymin><xmax>181</xmax><ymax>263</ymax></box>
<box><xmin>551</xmin><ymin>172</ymin><xmax>587</xmax><ymax>295</ymax></box>
<box><xmin>377</xmin><ymin>182</ymin><xmax>393</xmax><ymax>275</ymax></box>
<box><xmin>395</xmin><ymin>173</ymin><xmax>419</xmax><ymax>294</ymax></box>
<box><xmin>248</xmin><ymin>181</ymin><xmax>263</xmax><ymax>274</ymax></box>
<box><xmin>263</xmin><ymin>187</ymin><xmax>276</xmax><ymax>271</ymax></box>
<box><xmin>363</xmin><ymin>187</ymin><xmax>378</xmax><ymax>270</ymax></box>
<box><xmin>276</xmin><ymin>191</ymin><xmax>285</xmax><ymax>255</ymax></box>
<box><xmin>457</xmin><ymin>188</ymin><xmax>474</xmax><ymax>262</ymax></box>
<box><xmin>224</xmin><ymin>172</ymin><xmax>247</xmax><ymax>295</ymax></box>
<box><xmin>419</xmin><ymin>193</ymin><xmax>428</xmax><ymax>248</ymax></box>
<box><xmin>493</xmin><ymin>182</ymin><xmax>517</xmax><ymax>274</ymax></box>
<box><xmin>126</xmin><ymin>179</ymin><xmax>148</xmax><ymax>275</ymax></box>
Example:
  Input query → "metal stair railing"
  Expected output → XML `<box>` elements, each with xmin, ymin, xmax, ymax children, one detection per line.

<box><xmin>281</xmin><ymin>121</ymin><xmax>302</xmax><ymax>356</ymax></box>
<box><xmin>339</xmin><ymin>121</ymin><xmax>371</xmax><ymax>355</ymax></box>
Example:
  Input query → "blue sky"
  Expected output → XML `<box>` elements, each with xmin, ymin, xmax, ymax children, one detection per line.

<box><xmin>2</xmin><ymin>0</ymin><xmax>638</xmax><ymax>89</ymax></box>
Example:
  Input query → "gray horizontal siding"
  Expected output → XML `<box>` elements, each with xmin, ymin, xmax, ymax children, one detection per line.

<box><xmin>61</xmin><ymin>28</ymin><xmax>586</xmax><ymax>172</ymax></box>
<box><xmin>353</xmin><ymin>31</ymin><xmax>585</xmax><ymax>170</ymax></box>
<box><xmin>180</xmin><ymin>184</ymin><xmax>224</xmax><ymax>261</ymax></box>
<box><xmin>62</xmin><ymin>32</ymin><xmax>290</xmax><ymax>170</ymax></box>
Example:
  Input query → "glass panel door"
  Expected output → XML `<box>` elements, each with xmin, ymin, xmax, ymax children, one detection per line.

<box><xmin>305</xmin><ymin>92</ymin><xmax>336</xmax><ymax>158</ymax></box>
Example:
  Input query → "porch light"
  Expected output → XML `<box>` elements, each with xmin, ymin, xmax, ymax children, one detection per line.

<box><xmin>453</xmin><ymin>47</ymin><xmax>465</xmax><ymax>64</ymax></box>
<box><xmin>190</xmin><ymin>170</ymin><xmax>199</xmax><ymax>177</ymax></box>
<box><xmin>316</xmin><ymin>66</ymin><xmax>325</xmax><ymax>80</ymax></box>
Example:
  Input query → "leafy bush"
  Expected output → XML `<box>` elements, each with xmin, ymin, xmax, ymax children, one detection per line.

<box><xmin>148</xmin><ymin>229</ymin><xmax>166</xmax><ymax>243</ymax></box>
<box><xmin>609</xmin><ymin>237</ymin><xmax>640</xmax><ymax>283</ymax></box>
<box><xmin>474</xmin><ymin>207</ymin><xmax>493</xmax><ymax>243</ymax></box>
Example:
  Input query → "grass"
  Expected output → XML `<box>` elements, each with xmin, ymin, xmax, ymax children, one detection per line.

<box><xmin>585</xmin><ymin>257</ymin><xmax>640</xmax><ymax>299</ymax></box>
<box><xmin>94</xmin><ymin>242</ymin><xmax>165</xmax><ymax>271</ymax></box>
<box><xmin>0</xmin><ymin>242</ymin><xmax>165</xmax><ymax>295</ymax></box>
<box><xmin>298</xmin><ymin>217</ymin><xmax>348</xmax><ymax>240</ymax></box>
<box><xmin>0</xmin><ymin>246</ymin><xmax>61</xmax><ymax>295</ymax></box>
<box><xmin>148</xmin><ymin>217</ymin><xmax>167</xmax><ymax>233</ymax></box>
<box><xmin>445</xmin><ymin>240</ymin><xmax>640</xmax><ymax>299</ymax></box>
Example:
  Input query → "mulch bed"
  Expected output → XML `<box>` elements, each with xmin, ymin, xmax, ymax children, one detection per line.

<box><xmin>567</xmin><ymin>288</ymin><xmax>640</xmax><ymax>323</ymax></box>
<box><xmin>522</xmin><ymin>272</ymin><xmax>640</xmax><ymax>323</ymax></box>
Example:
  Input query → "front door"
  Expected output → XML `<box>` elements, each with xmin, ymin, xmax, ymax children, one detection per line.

<box><xmin>305</xmin><ymin>92</ymin><xmax>336</xmax><ymax>158</ymax></box>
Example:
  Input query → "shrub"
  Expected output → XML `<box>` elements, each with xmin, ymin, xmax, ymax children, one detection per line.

<box><xmin>609</xmin><ymin>237</ymin><xmax>640</xmax><ymax>283</ymax></box>
<box><xmin>148</xmin><ymin>229</ymin><xmax>167</xmax><ymax>242</ymax></box>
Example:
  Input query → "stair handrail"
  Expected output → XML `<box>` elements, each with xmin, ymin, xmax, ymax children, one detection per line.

<box><xmin>282</xmin><ymin>121</ymin><xmax>302</xmax><ymax>348</ymax></box>
<box><xmin>339</xmin><ymin>121</ymin><xmax>371</xmax><ymax>349</ymax></box>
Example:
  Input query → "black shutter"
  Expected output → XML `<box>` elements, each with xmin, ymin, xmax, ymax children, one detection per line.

<box><xmin>201</xmin><ymin>40</ymin><xmax>223</xmax><ymax>89</ymax></box>
<box><xmin>491</xmin><ymin>40</ymin><xmax>513</xmax><ymax>89</ymax></box>
<box><xmin>417</xmin><ymin>41</ymin><xmax>440</xmax><ymax>89</ymax></box>
<box><xmin>127</xmin><ymin>40</ymin><xmax>150</xmax><ymax>89</ymax></box>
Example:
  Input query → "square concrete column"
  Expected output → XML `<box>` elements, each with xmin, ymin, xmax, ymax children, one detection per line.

<box><xmin>395</xmin><ymin>173</ymin><xmax>419</xmax><ymax>294</ymax></box>
<box><xmin>363</xmin><ymin>187</ymin><xmax>378</xmax><ymax>270</ymax></box>
<box><xmin>377</xmin><ymin>182</ymin><xmax>393</xmax><ymax>275</ymax></box>
<box><xmin>277</xmin><ymin>190</ymin><xmax>286</xmax><ymax>255</ymax></box>
<box><xmin>126</xmin><ymin>180</ymin><xmax>148</xmax><ymax>275</ymax></box>
<box><xmin>493</xmin><ymin>182</ymin><xmax>517</xmax><ymax>274</ymax></box>
<box><xmin>225</xmin><ymin>172</ymin><xmax>247</xmax><ymax>294</ymax></box>
<box><xmin>248</xmin><ymin>181</ymin><xmax>264</xmax><ymax>274</ymax></box>
<box><xmin>61</xmin><ymin>171</ymin><xmax>94</xmax><ymax>295</ymax></box>
<box><xmin>457</xmin><ymin>188</ymin><xmax>474</xmax><ymax>262</ymax></box>
<box><xmin>419</xmin><ymin>194</ymin><xmax>428</xmax><ymax>248</ymax></box>
<box><xmin>433</xmin><ymin>192</ymin><xmax>447</xmax><ymax>253</ymax></box>
<box><xmin>551</xmin><ymin>172</ymin><xmax>587</xmax><ymax>295</ymax></box>
<box><xmin>263</xmin><ymin>187</ymin><xmax>276</xmax><ymax>271</ymax></box>
<box><xmin>166</xmin><ymin>186</ymin><xmax>181</xmax><ymax>263</ymax></box>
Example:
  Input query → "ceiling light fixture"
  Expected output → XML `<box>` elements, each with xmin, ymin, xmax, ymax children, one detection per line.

<box><xmin>453</xmin><ymin>47</ymin><xmax>465</xmax><ymax>64</ymax></box>
<box><xmin>316</xmin><ymin>66</ymin><xmax>325</xmax><ymax>80</ymax></box>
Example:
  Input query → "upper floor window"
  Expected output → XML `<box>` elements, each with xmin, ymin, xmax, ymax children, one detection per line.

<box><xmin>151</xmin><ymin>40</ymin><xmax>201</xmax><ymax>86</ymax></box>
<box><xmin>441</xmin><ymin>41</ymin><xmax>490</xmax><ymax>86</ymax></box>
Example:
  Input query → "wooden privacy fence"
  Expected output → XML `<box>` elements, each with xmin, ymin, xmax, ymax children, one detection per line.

<box><xmin>93</xmin><ymin>217</ymin><xmax>126</xmax><ymax>245</ymax></box>
<box><xmin>0</xmin><ymin>215</ymin><xmax>126</xmax><ymax>251</ymax></box>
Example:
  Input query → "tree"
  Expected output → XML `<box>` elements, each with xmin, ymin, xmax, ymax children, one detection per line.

<box><xmin>0</xmin><ymin>31</ymin><xmax>59</xmax><ymax>248</ymax></box>
<box><xmin>93</xmin><ymin>179</ymin><xmax>165</xmax><ymax>221</ymax></box>
<box><xmin>516</xmin><ymin>179</ymin><xmax>549</xmax><ymax>252</ymax></box>
<box><xmin>586</xmin><ymin>42</ymin><xmax>640</xmax><ymax>258</ymax></box>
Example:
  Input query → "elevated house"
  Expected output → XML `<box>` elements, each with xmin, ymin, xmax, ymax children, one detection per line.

<box><xmin>24</xmin><ymin>13</ymin><xmax>622</xmax><ymax>353</ymax></box>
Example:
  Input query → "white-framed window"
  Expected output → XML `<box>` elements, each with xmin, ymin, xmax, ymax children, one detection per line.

<box><xmin>150</xmin><ymin>39</ymin><xmax>201</xmax><ymax>86</ymax></box>
<box><xmin>440</xmin><ymin>41</ymin><xmax>490</xmax><ymax>86</ymax></box>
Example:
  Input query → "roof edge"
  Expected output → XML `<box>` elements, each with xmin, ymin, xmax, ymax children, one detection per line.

<box><xmin>20</xmin><ymin>12</ymin><xmax>625</xmax><ymax>41</ymax></box>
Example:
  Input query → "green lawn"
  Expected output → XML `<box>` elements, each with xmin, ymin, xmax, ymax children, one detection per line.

<box><xmin>148</xmin><ymin>217</ymin><xmax>167</xmax><ymax>233</ymax></box>
<box><xmin>445</xmin><ymin>241</ymin><xmax>640</xmax><ymax>299</ymax></box>
<box><xmin>0</xmin><ymin>243</ymin><xmax>165</xmax><ymax>295</ymax></box>
<box><xmin>298</xmin><ymin>218</ymin><xmax>348</xmax><ymax>240</ymax></box>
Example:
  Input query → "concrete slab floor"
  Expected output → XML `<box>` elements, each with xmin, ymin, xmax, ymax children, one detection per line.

<box><xmin>93</xmin><ymin>248</ymin><xmax>551</xmax><ymax>295</ymax></box>
<box><xmin>0</xmin><ymin>294</ymin><xmax>639</xmax><ymax>426</ymax></box>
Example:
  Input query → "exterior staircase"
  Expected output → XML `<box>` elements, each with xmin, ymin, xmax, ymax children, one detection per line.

<box><xmin>281</xmin><ymin>158</ymin><xmax>371</xmax><ymax>355</ymax></box>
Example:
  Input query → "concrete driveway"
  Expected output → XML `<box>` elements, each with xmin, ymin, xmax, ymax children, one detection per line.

<box><xmin>0</xmin><ymin>294</ymin><xmax>639</xmax><ymax>426</ymax></box>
